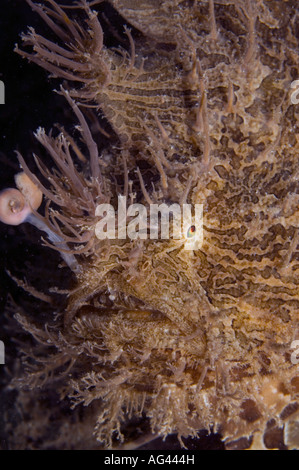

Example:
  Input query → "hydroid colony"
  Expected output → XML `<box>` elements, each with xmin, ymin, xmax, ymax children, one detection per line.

<box><xmin>1</xmin><ymin>0</ymin><xmax>299</xmax><ymax>449</ymax></box>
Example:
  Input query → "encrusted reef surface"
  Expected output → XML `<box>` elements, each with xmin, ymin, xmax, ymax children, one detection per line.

<box><xmin>1</xmin><ymin>0</ymin><xmax>299</xmax><ymax>449</ymax></box>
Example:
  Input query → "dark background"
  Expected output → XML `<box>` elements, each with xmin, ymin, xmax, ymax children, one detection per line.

<box><xmin>0</xmin><ymin>0</ymin><xmax>68</xmax><ymax>313</ymax></box>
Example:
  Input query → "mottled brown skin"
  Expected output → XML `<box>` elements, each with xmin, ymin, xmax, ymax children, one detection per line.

<box><xmin>5</xmin><ymin>0</ymin><xmax>299</xmax><ymax>449</ymax></box>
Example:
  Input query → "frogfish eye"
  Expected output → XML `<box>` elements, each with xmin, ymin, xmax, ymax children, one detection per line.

<box><xmin>187</xmin><ymin>225</ymin><xmax>196</xmax><ymax>238</ymax></box>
